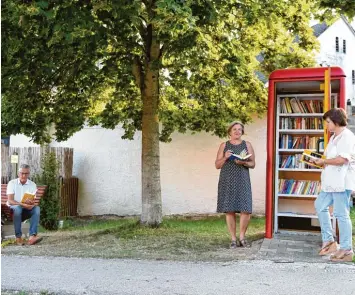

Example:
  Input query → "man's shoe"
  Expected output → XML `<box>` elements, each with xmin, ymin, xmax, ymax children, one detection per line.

<box><xmin>28</xmin><ymin>236</ymin><xmax>43</xmax><ymax>245</ymax></box>
<box><xmin>16</xmin><ymin>237</ymin><xmax>25</xmax><ymax>246</ymax></box>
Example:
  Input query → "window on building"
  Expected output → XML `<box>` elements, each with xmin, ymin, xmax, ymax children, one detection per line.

<box><xmin>352</xmin><ymin>70</ymin><xmax>355</xmax><ymax>85</ymax></box>
<box><xmin>343</xmin><ymin>40</ymin><xmax>346</xmax><ymax>54</ymax></box>
<box><xmin>335</xmin><ymin>37</ymin><xmax>339</xmax><ymax>52</ymax></box>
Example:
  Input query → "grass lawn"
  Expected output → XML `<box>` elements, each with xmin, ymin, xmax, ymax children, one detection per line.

<box><xmin>2</xmin><ymin>208</ymin><xmax>354</xmax><ymax>262</ymax></box>
<box><xmin>1</xmin><ymin>214</ymin><xmax>265</xmax><ymax>261</ymax></box>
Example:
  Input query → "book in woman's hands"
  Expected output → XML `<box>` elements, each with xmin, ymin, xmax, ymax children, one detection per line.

<box><xmin>229</xmin><ymin>149</ymin><xmax>252</xmax><ymax>161</ymax></box>
<box><xmin>21</xmin><ymin>190</ymin><xmax>37</xmax><ymax>203</ymax></box>
<box><xmin>300</xmin><ymin>150</ymin><xmax>325</xmax><ymax>168</ymax></box>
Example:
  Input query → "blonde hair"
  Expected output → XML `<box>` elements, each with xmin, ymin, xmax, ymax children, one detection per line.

<box><xmin>227</xmin><ymin>121</ymin><xmax>245</xmax><ymax>136</ymax></box>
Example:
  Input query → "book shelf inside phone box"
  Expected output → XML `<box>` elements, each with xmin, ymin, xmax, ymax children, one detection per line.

<box><xmin>275</xmin><ymin>92</ymin><xmax>338</xmax><ymax>232</ymax></box>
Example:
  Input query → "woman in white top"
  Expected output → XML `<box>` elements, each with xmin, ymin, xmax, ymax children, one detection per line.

<box><xmin>313</xmin><ymin>108</ymin><xmax>355</xmax><ymax>262</ymax></box>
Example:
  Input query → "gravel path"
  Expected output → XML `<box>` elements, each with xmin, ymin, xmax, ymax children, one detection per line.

<box><xmin>2</xmin><ymin>255</ymin><xmax>355</xmax><ymax>295</ymax></box>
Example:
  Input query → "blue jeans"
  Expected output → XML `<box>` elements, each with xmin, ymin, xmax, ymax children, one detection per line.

<box><xmin>315</xmin><ymin>190</ymin><xmax>353</xmax><ymax>250</ymax></box>
<box><xmin>10</xmin><ymin>205</ymin><xmax>40</xmax><ymax>238</ymax></box>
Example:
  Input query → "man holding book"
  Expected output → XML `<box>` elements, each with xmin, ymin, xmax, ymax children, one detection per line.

<box><xmin>6</xmin><ymin>164</ymin><xmax>42</xmax><ymax>246</ymax></box>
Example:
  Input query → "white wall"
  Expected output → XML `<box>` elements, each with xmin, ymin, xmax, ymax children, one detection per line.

<box><xmin>10</xmin><ymin>117</ymin><xmax>267</xmax><ymax>216</ymax></box>
<box><xmin>315</xmin><ymin>18</ymin><xmax>355</xmax><ymax>104</ymax></box>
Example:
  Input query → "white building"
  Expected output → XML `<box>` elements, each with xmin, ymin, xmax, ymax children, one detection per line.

<box><xmin>9</xmin><ymin>119</ymin><xmax>268</xmax><ymax>217</ymax></box>
<box><xmin>7</xmin><ymin>16</ymin><xmax>355</xmax><ymax>217</ymax></box>
<box><xmin>313</xmin><ymin>16</ymin><xmax>355</xmax><ymax>105</ymax></box>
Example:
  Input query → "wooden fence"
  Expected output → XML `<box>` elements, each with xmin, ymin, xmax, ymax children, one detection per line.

<box><xmin>1</xmin><ymin>176</ymin><xmax>78</xmax><ymax>217</ymax></box>
<box><xmin>1</xmin><ymin>146</ymin><xmax>78</xmax><ymax>217</ymax></box>
<box><xmin>1</xmin><ymin>176</ymin><xmax>11</xmax><ymax>185</ymax></box>
<box><xmin>1</xmin><ymin>146</ymin><xmax>73</xmax><ymax>179</ymax></box>
<box><xmin>60</xmin><ymin>177</ymin><xmax>79</xmax><ymax>217</ymax></box>
<box><xmin>1</xmin><ymin>144</ymin><xmax>10</xmax><ymax>179</ymax></box>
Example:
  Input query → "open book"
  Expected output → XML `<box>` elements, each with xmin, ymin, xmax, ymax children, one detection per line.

<box><xmin>229</xmin><ymin>149</ymin><xmax>252</xmax><ymax>161</ymax></box>
<box><xmin>300</xmin><ymin>150</ymin><xmax>325</xmax><ymax>169</ymax></box>
<box><xmin>21</xmin><ymin>190</ymin><xmax>37</xmax><ymax>203</ymax></box>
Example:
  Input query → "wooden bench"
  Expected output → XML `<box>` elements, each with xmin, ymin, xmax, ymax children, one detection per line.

<box><xmin>1</xmin><ymin>184</ymin><xmax>46</xmax><ymax>222</ymax></box>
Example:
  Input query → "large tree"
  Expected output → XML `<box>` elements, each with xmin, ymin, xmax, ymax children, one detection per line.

<box><xmin>2</xmin><ymin>0</ymin><xmax>318</xmax><ymax>226</ymax></box>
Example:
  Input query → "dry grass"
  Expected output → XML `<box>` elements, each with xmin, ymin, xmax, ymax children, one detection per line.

<box><xmin>1</xmin><ymin>215</ymin><xmax>265</xmax><ymax>262</ymax></box>
<box><xmin>3</xmin><ymin>210</ymin><xmax>354</xmax><ymax>262</ymax></box>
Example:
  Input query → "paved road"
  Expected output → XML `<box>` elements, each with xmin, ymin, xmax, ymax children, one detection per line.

<box><xmin>2</xmin><ymin>256</ymin><xmax>355</xmax><ymax>295</ymax></box>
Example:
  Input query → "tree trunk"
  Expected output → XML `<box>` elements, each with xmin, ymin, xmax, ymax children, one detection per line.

<box><xmin>140</xmin><ymin>35</ymin><xmax>162</xmax><ymax>226</ymax></box>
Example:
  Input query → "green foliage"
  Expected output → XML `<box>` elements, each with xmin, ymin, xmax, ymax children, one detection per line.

<box><xmin>59</xmin><ymin>215</ymin><xmax>265</xmax><ymax>240</ymax></box>
<box><xmin>1</xmin><ymin>0</ymin><xmax>331</xmax><ymax>225</ymax></box>
<box><xmin>316</xmin><ymin>0</ymin><xmax>355</xmax><ymax>19</ymax></box>
<box><xmin>37</xmin><ymin>150</ymin><xmax>60</xmax><ymax>230</ymax></box>
<box><xmin>1</xmin><ymin>0</ymin><xmax>320</xmax><ymax>143</ymax></box>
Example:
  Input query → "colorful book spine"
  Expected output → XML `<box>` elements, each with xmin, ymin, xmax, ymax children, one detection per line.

<box><xmin>278</xmin><ymin>179</ymin><xmax>321</xmax><ymax>195</ymax></box>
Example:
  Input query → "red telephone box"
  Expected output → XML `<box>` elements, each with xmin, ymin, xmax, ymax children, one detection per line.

<box><xmin>265</xmin><ymin>67</ymin><xmax>346</xmax><ymax>238</ymax></box>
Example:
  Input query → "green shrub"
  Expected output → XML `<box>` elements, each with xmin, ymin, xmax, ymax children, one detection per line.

<box><xmin>37</xmin><ymin>150</ymin><xmax>60</xmax><ymax>230</ymax></box>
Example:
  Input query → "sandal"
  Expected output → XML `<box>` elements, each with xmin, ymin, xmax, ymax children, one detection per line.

<box><xmin>330</xmin><ymin>250</ymin><xmax>354</xmax><ymax>262</ymax></box>
<box><xmin>318</xmin><ymin>241</ymin><xmax>337</xmax><ymax>256</ymax></box>
<box><xmin>239</xmin><ymin>239</ymin><xmax>251</xmax><ymax>248</ymax></box>
<box><xmin>230</xmin><ymin>240</ymin><xmax>238</xmax><ymax>249</ymax></box>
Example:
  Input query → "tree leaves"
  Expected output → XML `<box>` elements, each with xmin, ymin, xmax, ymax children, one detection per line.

<box><xmin>2</xmin><ymin>0</ymin><xmax>323</xmax><ymax>143</ymax></box>
<box><xmin>317</xmin><ymin>0</ymin><xmax>355</xmax><ymax>19</ymax></box>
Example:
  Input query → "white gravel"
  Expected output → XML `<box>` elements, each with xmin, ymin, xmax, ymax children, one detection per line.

<box><xmin>1</xmin><ymin>255</ymin><xmax>355</xmax><ymax>295</ymax></box>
